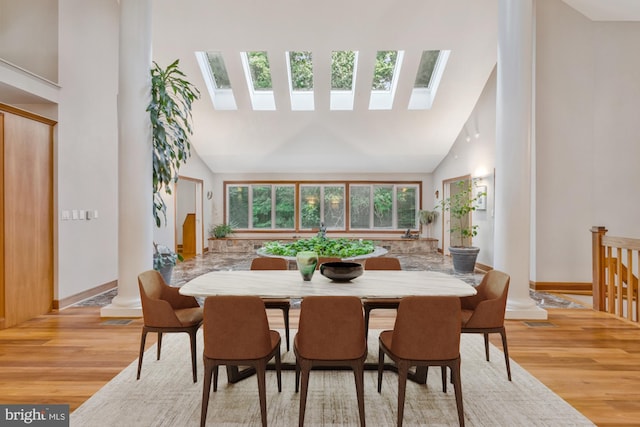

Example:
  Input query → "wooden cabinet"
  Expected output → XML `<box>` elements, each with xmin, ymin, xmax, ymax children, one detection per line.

<box><xmin>0</xmin><ymin>104</ymin><xmax>55</xmax><ymax>329</ymax></box>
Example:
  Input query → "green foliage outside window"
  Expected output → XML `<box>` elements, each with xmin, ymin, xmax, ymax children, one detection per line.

<box><xmin>247</xmin><ymin>51</ymin><xmax>272</xmax><ymax>90</ymax></box>
<box><xmin>373</xmin><ymin>186</ymin><xmax>393</xmax><ymax>227</ymax></box>
<box><xmin>331</xmin><ymin>51</ymin><xmax>356</xmax><ymax>90</ymax></box>
<box><xmin>252</xmin><ymin>185</ymin><xmax>272</xmax><ymax>228</ymax></box>
<box><xmin>275</xmin><ymin>186</ymin><xmax>295</xmax><ymax>228</ymax></box>
<box><xmin>372</xmin><ymin>51</ymin><xmax>398</xmax><ymax>91</ymax></box>
<box><xmin>414</xmin><ymin>50</ymin><xmax>440</xmax><ymax>88</ymax></box>
<box><xmin>289</xmin><ymin>51</ymin><xmax>314</xmax><ymax>90</ymax></box>
<box><xmin>206</xmin><ymin>52</ymin><xmax>231</xmax><ymax>89</ymax></box>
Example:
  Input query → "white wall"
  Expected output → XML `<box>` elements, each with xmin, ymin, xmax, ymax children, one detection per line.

<box><xmin>431</xmin><ymin>67</ymin><xmax>497</xmax><ymax>268</ymax></box>
<box><xmin>533</xmin><ymin>1</ymin><xmax>640</xmax><ymax>283</ymax></box>
<box><xmin>56</xmin><ymin>0</ymin><xmax>119</xmax><ymax>299</ymax></box>
<box><xmin>0</xmin><ymin>0</ymin><xmax>58</xmax><ymax>82</ymax></box>
<box><xmin>592</xmin><ymin>22</ymin><xmax>640</xmax><ymax>238</ymax></box>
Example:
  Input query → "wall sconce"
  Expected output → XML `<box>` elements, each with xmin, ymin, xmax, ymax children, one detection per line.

<box><xmin>206</xmin><ymin>190</ymin><xmax>213</xmax><ymax>200</ymax></box>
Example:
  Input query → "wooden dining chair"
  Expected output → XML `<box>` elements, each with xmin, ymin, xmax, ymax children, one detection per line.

<box><xmin>362</xmin><ymin>257</ymin><xmax>402</xmax><ymax>339</ymax></box>
<box><xmin>294</xmin><ymin>296</ymin><xmax>367</xmax><ymax>427</ymax></box>
<box><xmin>136</xmin><ymin>270</ymin><xmax>203</xmax><ymax>382</ymax></box>
<box><xmin>378</xmin><ymin>296</ymin><xmax>464</xmax><ymax>427</ymax></box>
<box><xmin>460</xmin><ymin>269</ymin><xmax>512</xmax><ymax>380</ymax></box>
<box><xmin>201</xmin><ymin>295</ymin><xmax>282</xmax><ymax>427</ymax></box>
<box><xmin>250</xmin><ymin>257</ymin><xmax>291</xmax><ymax>351</ymax></box>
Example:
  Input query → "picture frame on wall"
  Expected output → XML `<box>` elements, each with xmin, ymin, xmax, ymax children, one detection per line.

<box><xmin>475</xmin><ymin>185</ymin><xmax>487</xmax><ymax>210</ymax></box>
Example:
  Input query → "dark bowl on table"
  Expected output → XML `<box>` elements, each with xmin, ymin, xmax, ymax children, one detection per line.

<box><xmin>319</xmin><ymin>262</ymin><xmax>364</xmax><ymax>282</ymax></box>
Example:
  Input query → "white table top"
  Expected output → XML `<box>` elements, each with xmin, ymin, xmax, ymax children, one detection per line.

<box><xmin>179</xmin><ymin>270</ymin><xmax>476</xmax><ymax>299</ymax></box>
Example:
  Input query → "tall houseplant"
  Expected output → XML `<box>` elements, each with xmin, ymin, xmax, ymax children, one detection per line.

<box><xmin>439</xmin><ymin>180</ymin><xmax>486</xmax><ymax>273</ymax></box>
<box><xmin>148</xmin><ymin>59</ymin><xmax>200</xmax><ymax>227</ymax></box>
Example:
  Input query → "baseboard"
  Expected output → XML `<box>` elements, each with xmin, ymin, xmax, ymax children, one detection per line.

<box><xmin>54</xmin><ymin>280</ymin><xmax>117</xmax><ymax>309</ymax></box>
<box><xmin>529</xmin><ymin>281</ymin><xmax>592</xmax><ymax>292</ymax></box>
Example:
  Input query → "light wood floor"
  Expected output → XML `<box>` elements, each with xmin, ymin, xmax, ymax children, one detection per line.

<box><xmin>1</xmin><ymin>306</ymin><xmax>639</xmax><ymax>426</ymax></box>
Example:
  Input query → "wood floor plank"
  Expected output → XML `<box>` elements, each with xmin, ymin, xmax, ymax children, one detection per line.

<box><xmin>1</xmin><ymin>305</ymin><xmax>640</xmax><ymax>425</ymax></box>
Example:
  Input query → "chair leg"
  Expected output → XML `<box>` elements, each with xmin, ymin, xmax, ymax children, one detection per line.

<box><xmin>353</xmin><ymin>363</ymin><xmax>366</xmax><ymax>427</ymax></box>
<box><xmin>136</xmin><ymin>328</ymin><xmax>148</xmax><ymax>380</ymax></box>
<box><xmin>295</xmin><ymin>360</ymin><xmax>300</xmax><ymax>393</ymax></box>
<box><xmin>298</xmin><ymin>361</ymin><xmax>311</xmax><ymax>427</ymax></box>
<box><xmin>283</xmin><ymin>307</ymin><xmax>290</xmax><ymax>351</ymax></box>
<box><xmin>483</xmin><ymin>332</ymin><xmax>489</xmax><ymax>362</ymax></box>
<box><xmin>213</xmin><ymin>364</ymin><xmax>219</xmax><ymax>392</ymax></box>
<box><xmin>201</xmin><ymin>360</ymin><xmax>213</xmax><ymax>427</ymax></box>
<box><xmin>377</xmin><ymin>347</ymin><xmax>385</xmax><ymax>393</ymax></box>
<box><xmin>275</xmin><ymin>344</ymin><xmax>282</xmax><ymax>392</ymax></box>
<box><xmin>396</xmin><ymin>361</ymin><xmax>409</xmax><ymax>427</ymax></box>
<box><xmin>255</xmin><ymin>361</ymin><xmax>268</xmax><ymax>427</ymax></box>
<box><xmin>499</xmin><ymin>328</ymin><xmax>512</xmax><ymax>381</ymax></box>
<box><xmin>441</xmin><ymin>366</ymin><xmax>447</xmax><ymax>393</ymax></box>
<box><xmin>189</xmin><ymin>329</ymin><xmax>198</xmax><ymax>383</ymax></box>
<box><xmin>157</xmin><ymin>331</ymin><xmax>163</xmax><ymax>360</ymax></box>
<box><xmin>364</xmin><ymin>306</ymin><xmax>372</xmax><ymax>340</ymax></box>
<box><xmin>451</xmin><ymin>359</ymin><xmax>465</xmax><ymax>427</ymax></box>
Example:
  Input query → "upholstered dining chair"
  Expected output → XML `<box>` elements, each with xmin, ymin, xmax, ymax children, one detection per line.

<box><xmin>460</xmin><ymin>269</ymin><xmax>512</xmax><ymax>380</ymax></box>
<box><xmin>378</xmin><ymin>296</ymin><xmax>464</xmax><ymax>427</ymax></box>
<box><xmin>136</xmin><ymin>270</ymin><xmax>203</xmax><ymax>383</ymax></box>
<box><xmin>362</xmin><ymin>257</ymin><xmax>402</xmax><ymax>339</ymax></box>
<box><xmin>294</xmin><ymin>296</ymin><xmax>367</xmax><ymax>427</ymax></box>
<box><xmin>201</xmin><ymin>295</ymin><xmax>282</xmax><ymax>427</ymax></box>
<box><xmin>250</xmin><ymin>257</ymin><xmax>291</xmax><ymax>351</ymax></box>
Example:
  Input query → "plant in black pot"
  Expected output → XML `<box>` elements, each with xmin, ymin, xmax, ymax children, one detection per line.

<box><xmin>439</xmin><ymin>180</ymin><xmax>486</xmax><ymax>273</ymax></box>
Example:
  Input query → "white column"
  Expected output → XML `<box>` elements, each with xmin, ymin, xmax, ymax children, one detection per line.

<box><xmin>101</xmin><ymin>0</ymin><xmax>152</xmax><ymax>317</ymax></box>
<box><xmin>495</xmin><ymin>0</ymin><xmax>546</xmax><ymax>319</ymax></box>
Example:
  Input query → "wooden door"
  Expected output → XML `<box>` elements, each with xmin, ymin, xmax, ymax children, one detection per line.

<box><xmin>1</xmin><ymin>106</ymin><xmax>55</xmax><ymax>328</ymax></box>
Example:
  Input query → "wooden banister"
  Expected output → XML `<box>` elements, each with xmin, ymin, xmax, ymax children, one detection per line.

<box><xmin>591</xmin><ymin>226</ymin><xmax>640</xmax><ymax>322</ymax></box>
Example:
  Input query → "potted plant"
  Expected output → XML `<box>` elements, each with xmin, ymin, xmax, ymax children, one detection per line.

<box><xmin>209</xmin><ymin>223</ymin><xmax>235</xmax><ymax>239</ymax></box>
<box><xmin>152</xmin><ymin>243</ymin><xmax>182</xmax><ymax>284</ymax></box>
<box><xmin>439</xmin><ymin>180</ymin><xmax>486</xmax><ymax>273</ymax></box>
<box><xmin>418</xmin><ymin>209</ymin><xmax>439</xmax><ymax>238</ymax></box>
<box><xmin>148</xmin><ymin>59</ymin><xmax>200</xmax><ymax>228</ymax></box>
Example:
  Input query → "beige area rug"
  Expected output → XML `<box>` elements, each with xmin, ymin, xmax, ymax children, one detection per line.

<box><xmin>72</xmin><ymin>330</ymin><xmax>594</xmax><ymax>427</ymax></box>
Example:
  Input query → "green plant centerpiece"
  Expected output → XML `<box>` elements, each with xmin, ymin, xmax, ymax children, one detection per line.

<box><xmin>148</xmin><ymin>59</ymin><xmax>200</xmax><ymax>228</ymax></box>
<box><xmin>438</xmin><ymin>180</ymin><xmax>486</xmax><ymax>273</ymax></box>
<box><xmin>262</xmin><ymin>236</ymin><xmax>375</xmax><ymax>258</ymax></box>
<box><xmin>209</xmin><ymin>223</ymin><xmax>235</xmax><ymax>239</ymax></box>
<box><xmin>152</xmin><ymin>243</ymin><xmax>182</xmax><ymax>284</ymax></box>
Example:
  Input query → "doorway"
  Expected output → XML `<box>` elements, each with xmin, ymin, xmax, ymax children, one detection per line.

<box><xmin>175</xmin><ymin>177</ymin><xmax>204</xmax><ymax>259</ymax></box>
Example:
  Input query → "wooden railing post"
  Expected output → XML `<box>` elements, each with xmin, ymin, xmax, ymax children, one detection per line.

<box><xmin>591</xmin><ymin>226</ymin><xmax>608</xmax><ymax>311</ymax></box>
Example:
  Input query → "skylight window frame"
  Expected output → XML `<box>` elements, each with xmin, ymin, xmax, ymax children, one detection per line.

<box><xmin>368</xmin><ymin>50</ymin><xmax>405</xmax><ymax>110</ymax></box>
<box><xmin>195</xmin><ymin>51</ymin><xmax>237</xmax><ymax>111</ymax></box>
<box><xmin>330</xmin><ymin>50</ymin><xmax>358</xmax><ymax>111</ymax></box>
<box><xmin>240</xmin><ymin>51</ymin><xmax>276</xmax><ymax>111</ymax></box>
<box><xmin>408</xmin><ymin>50</ymin><xmax>451</xmax><ymax>110</ymax></box>
<box><xmin>286</xmin><ymin>51</ymin><xmax>315</xmax><ymax>111</ymax></box>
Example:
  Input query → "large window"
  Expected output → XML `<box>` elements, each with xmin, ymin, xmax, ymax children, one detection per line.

<box><xmin>227</xmin><ymin>184</ymin><xmax>295</xmax><ymax>230</ymax></box>
<box><xmin>225</xmin><ymin>181</ymin><xmax>419</xmax><ymax>231</ymax></box>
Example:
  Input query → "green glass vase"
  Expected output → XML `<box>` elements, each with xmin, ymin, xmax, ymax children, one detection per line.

<box><xmin>296</xmin><ymin>251</ymin><xmax>318</xmax><ymax>281</ymax></box>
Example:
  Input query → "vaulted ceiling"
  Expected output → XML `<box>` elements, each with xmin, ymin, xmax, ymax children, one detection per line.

<box><xmin>152</xmin><ymin>0</ymin><xmax>499</xmax><ymax>174</ymax></box>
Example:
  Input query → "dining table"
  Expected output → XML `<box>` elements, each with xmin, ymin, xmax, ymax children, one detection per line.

<box><xmin>179</xmin><ymin>269</ymin><xmax>477</xmax><ymax>383</ymax></box>
<box><xmin>179</xmin><ymin>269</ymin><xmax>477</xmax><ymax>299</ymax></box>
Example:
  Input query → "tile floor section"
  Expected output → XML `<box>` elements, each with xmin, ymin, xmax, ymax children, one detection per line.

<box><xmin>75</xmin><ymin>252</ymin><xmax>587</xmax><ymax>309</ymax></box>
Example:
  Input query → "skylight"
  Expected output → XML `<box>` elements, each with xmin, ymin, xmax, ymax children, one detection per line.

<box><xmin>369</xmin><ymin>50</ymin><xmax>404</xmax><ymax>110</ymax></box>
<box><xmin>195</xmin><ymin>51</ymin><xmax>237</xmax><ymax>110</ymax></box>
<box><xmin>241</xmin><ymin>51</ymin><xmax>275</xmax><ymax>110</ymax></box>
<box><xmin>330</xmin><ymin>50</ymin><xmax>358</xmax><ymax>111</ymax></box>
<box><xmin>408</xmin><ymin>50</ymin><xmax>450</xmax><ymax>110</ymax></box>
<box><xmin>286</xmin><ymin>51</ymin><xmax>314</xmax><ymax>110</ymax></box>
